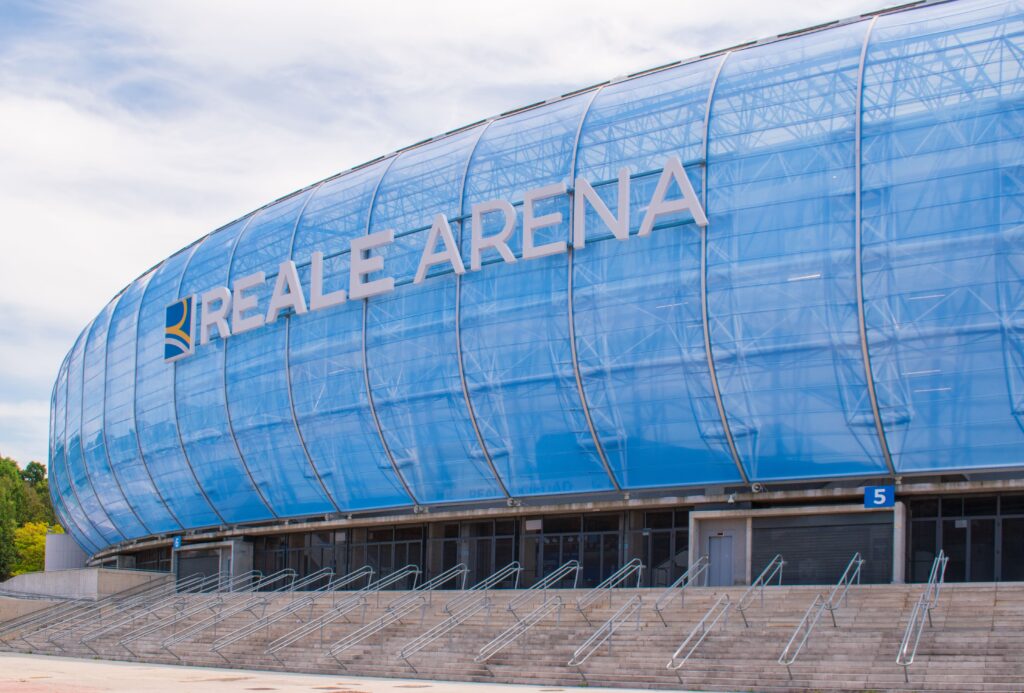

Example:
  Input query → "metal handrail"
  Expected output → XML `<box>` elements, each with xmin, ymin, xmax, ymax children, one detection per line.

<box><xmin>0</xmin><ymin>599</ymin><xmax>83</xmax><ymax>646</ymax></box>
<box><xmin>281</xmin><ymin>566</ymin><xmax>335</xmax><ymax>594</ymax></box>
<box><xmin>653</xmin><ymin>555</ymin><xmax>710</xmax><ymax>626</ymax></box>
<box><xmin>262</xmin><ymin>594</ymin><xmax>366</xmax><ymax>661</ymax></box>
<box><xmin>66</xmin><ymin>573</ymin><xmax>213</xmax><ymax>644</ymax></box>
<box><xmin>507</xmin><ymin>560</ymin><xmax>580</xmax><ymax>617</ymax></box>
<box><xmin>778</xmin><ymin>553</ymin><xmax>864</xmax><ymax>678</ymax></box>
<box><xmin>826</xmin><ymin>552</ymin><xmax>864</xmax><ymax>610</ymax></box>
<box><xmin>324</xmin><ymin>565</ymin><xmax>376</xmax><ymax>605</ymax></box>
<box><xmin>328</xmin><ymin>596</ymin><xmax>424</xmax><ymax>661</ymax></box>
<box><xmin>737</xmin><ymin>554</ymin><xmax>784</xmax><ymax>627</ymax></box>
<box><xmin>666</xmin><ymin>593</ymin><xmax>731</xmax><ymax>671</ymax></box>
<box><xmin>211</xmin><ymin>566</ymin><xmax>373</xmax><ymax>654</ymax></box>
<box><xmin>778</xmin><ymin>593</ymin><xmax>829</xmax><ymax>678</ymax></box>
<box><xmin>264</xmin><ymin>565</ymin><xmax>420</xmax><ymax>659</ymax></box>
<box><xmin>405</xmin><ymin>563</ymin><xmax>469</xmax><ymax>604</ymax></box>
<box><xmin>397</xmin><ymin>598</ymin><xmax>489</xmax><ymax>666</ymax></box>
<box><xmin>161</xmin><ymin>568</ymin><xmax>305</xmax><ymax>651</ymax></box>
<box><xmin>575</xmin><ymin>558</ymin><xmax>644</xmax><ymax>623</ymax></box>
<box><xmin>568</xmin><ymin>593</ymin><xmax>643</xmax><ymax>667</ymax></box>
<box><xmin>326</xmin><ymin>564</ymin><xmax>466</xmax><ymax>658</ymax></box>
<box><xmin>650</xmin><ymin>545</ymin><xmax>691</xmax><ymax>587</ymax></box>
<box><xmin>72</xmin><ymin>572</ymin><xmax>220</xmax><ymax>650</ymax></box>
<box><xmin>243</xmin><ymin>568</ymin><xmax>298</xmax><ymax>593</ymax></box>
<box><xmin>25</xmin><ymin>573</ymin><xmax>196</xmax><ymax>647</ymax></box>
<box><xmin>396</xmin><ymin>562</ymin><xmax>521</xmax><ymax>665</ymax></box>
<box><xmin>444</xmin><ymin>562</ymin><xmax>520</xmax><ymax>615</ymax></box>
<box><xmin>328</xmin><ymin>563</ymin><xmax>468</xmax><ymax>660</ymax></box>
<box><xmin>216</xmin><ymin>570</ymin><xmax>265</xmax><ymax>593</ymax></box>
<box><xmin>897</xmin><ymin>550</ymin><xmax>948</xmax><ymax>681</ymax></box>
<box><xmin>477</xmin><ymin>595</ymin><xmax>564</xmax><ymax>663</ymax></box>
<box><xmin>122</xmin><ymin>591</ymin><xmax>227</xmax><ymax>655</ymax></box>
<box><xmin>0</xmin><ymin>576</ymin><xmax>163</xmax><ymax>642</ymax></box>
<box><xmin>2</xmin><ymin>573</ymin><xmax>184</xmax><ymax>646</ymax></box>
<box><xmin>918</xmin><ymin>551</ymin><xmax>947</xmax><ymax>616</ymax></box>
<box><xmin>116</xmin><ymin>571</ymin><xmax>262</xmax><ymax>652</ymax></box>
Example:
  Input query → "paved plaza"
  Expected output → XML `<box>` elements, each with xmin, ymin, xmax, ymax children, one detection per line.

<box><xmin>0</xmin><ymin>653</ymin><xmax>663</xmax><ymax>693</ymax></box>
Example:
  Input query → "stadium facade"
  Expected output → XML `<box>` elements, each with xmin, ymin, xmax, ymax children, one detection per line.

<box><xmin>49</xmin><ymin>0</ymin><xmax>1024</xmax><ymax>589</ymax></box>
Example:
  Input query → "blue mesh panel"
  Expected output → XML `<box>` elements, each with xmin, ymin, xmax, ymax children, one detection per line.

<box><xmin>574</xmin><ymin>58</ymin><xmax>743</xmax><ymax>488</ymax></box>
<box><xmin>366</xmin><ymin>128</ymin><xmax>505</xmax><ymax>503</ymax></box>
<box><xmin>226</xmin><ymin>191</ymin><xmax>336</xmax><ymax>516</ymax></box>
<box><xmin>49</xmin><ymin>0</ymin><xmax>1024</xmax><ymax>532</ymax></box>
<box><xmin>64</xmin><ymin>327</ymin><xmax>123</xmax><ymax>545</ymax></box>
<box><xmin>706</xmin><ymin>23</ymin><xmax>889</xmax><ymax>481</ymax></box>
<box><xmin>136</xmin><ymin>251</ymin><xmax>222</xmax><ymax>527</ymax></box>
<box><xmin>105</xmin><ymin>273</ymin><xmax>181</xmax><ymax>533</ymax></box>
<box><xmin>81</xmin><ymin>298</ymin><xmax>149</xmax><ymax>538</ymax></box>
<box><xmin>51</xmin><ymin>359</ymin><xmax>101</xmax><ymax>553</ymax></box>
<box><xmin>176</xmin><ymin>220</ymin><xmax>275</xmax><ymax>523</ymax></box>
<box><xmin>290</xmin><ymin>162</ymin><xmax>413</xmax><ymax>510</ymax></box>
<box><xmin>862</xmin><ymin>0</ymin><xmax>1024</xmax><ymax>473</ymax></box>
<box><xmin>460</xmin><ymin>95</ymin><xmax>615</xmax><ymax>496</ymax></box>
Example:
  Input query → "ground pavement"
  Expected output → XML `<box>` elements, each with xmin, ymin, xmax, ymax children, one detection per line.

<box><xmin>0</xmin><ymin>653</ymin><xmax>682</xmax><ymax>693</ymax></box>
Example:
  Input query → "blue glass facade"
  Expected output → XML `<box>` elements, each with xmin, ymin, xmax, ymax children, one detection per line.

<box><xmin>50</xmin><ymin>0</ymin><xmax>1024</xmax><ymax>554</ymax></box>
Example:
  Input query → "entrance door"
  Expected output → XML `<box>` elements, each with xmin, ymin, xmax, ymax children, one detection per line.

<box><xmin>942</xmin><ymin>518</ymin><xmax>996</xmax><ymax>582</ymax></box>
<box><xmin>707</xmin><ymin>535</ymin><xmax>734</xmax><ymax>586</ymax></box>
<box><xmin>1002</xmin><ymin>517</ymin><xmax>1024</xmax><ymax>581</ymax></box>
<box><xmin>177</xmin><ymin>549</ymin><xmax>220</xmax><ymax>581</ymax></box>
<box><xmin>969</xmin><ymin>519</ymin><xmax>995</xmax><ymax>582</ymax></box>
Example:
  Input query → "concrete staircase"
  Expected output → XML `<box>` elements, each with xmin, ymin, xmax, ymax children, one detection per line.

<box><xmin>2</xmin><ymin>582</ymin><xmax>1023</xmax><ymax>692</ymax></box>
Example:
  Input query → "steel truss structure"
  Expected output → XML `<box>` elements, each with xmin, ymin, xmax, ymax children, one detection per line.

<box><xmin>50</xmin><ymin>0</ymin><xmax>1024</xmax><ymax>555</ymax></box>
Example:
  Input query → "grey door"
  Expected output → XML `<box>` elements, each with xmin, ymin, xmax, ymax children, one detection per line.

<box><xmin>708</xmin><ymin>535</ymin><xmax>734</xmax><ymax>586</ymax></box>
<box><xmin>176</xmin><ymin>549</ymin><xmax>220</xmax><ymax>581</ymax></box>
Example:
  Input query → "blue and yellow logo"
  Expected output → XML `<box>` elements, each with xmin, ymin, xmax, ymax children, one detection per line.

<box><xmin>164</xmin><ymin>296</ymin><xmax>195</xmax><ymax>362</ymax></box>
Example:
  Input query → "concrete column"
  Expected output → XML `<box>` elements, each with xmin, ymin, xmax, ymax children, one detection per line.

<box><xmin>892</xmin><ymin>501</ymin><xmax>906</xmax><ymax>584</ymax></box>
<box><xmin>44</xmin><ymin>533</ymin><xmax>87</xmax><ymax>571</ymax></box>
<box><xmin>688</xmin><ymin>514</ymin><xmax>699</xmax><ymax>573</ymax></box>
<box><xmin>230</xmin><ymin>539</ymin><xmax>253</xmax><ymax>578</ymax></box>
<box><xmin>745</xmin><ymin>517</ymin><xmax>753</xmax><ymax>584</ymax></box>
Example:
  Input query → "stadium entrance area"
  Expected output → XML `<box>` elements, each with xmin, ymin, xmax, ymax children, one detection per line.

<box><xmin>908</xmin><ymin>494</ymin><xmax>1024</xmax><ymax>582</ymax></box>
<box><xmin>241</xmin><ymin>510</ymin><xmax>690</xmax><ymax>589</ymax></box>
<box><xmin>113</xmin><ymin>488</ymin><xmax>1024</xmax><ymax>588</ymax></box>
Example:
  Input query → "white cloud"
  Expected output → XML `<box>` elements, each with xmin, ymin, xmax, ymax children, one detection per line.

<box><xmin>0</xmin><ymin>400</ymin><xmax>51</xmax><ymax>465</ymax></box>
<box><xmin>0</xmin><ymin>0</ymin><xmax>879</xmax><ymax>465</ymax></box>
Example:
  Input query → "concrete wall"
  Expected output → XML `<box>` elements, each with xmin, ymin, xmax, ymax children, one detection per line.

<box><xmin>692</xmin><ymin>517</ymin><xmax>749</xmax><ymax>586</ymax></box>
<box><xmin>45</xmin><ymin>533</ymin><xmax>87</xmax><ymax>571</ymax></box>
<box><xmin>0</xmin><ymin>568</ymin><xmax>170</xmax><ymax>600</ymax></box>
<box><xmin>0</xmin><ymin>596</ymin><xmax>59</xmax><ymax>623</ymax></box>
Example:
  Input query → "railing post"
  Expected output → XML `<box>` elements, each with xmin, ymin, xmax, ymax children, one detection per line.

<box><xmin>897</xmin><ymin>550</ymin><xmax>947</xmax><ymax>681</ymax></box>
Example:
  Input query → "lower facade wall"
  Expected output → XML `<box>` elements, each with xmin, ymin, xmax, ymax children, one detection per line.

<box><xmin>113</xmin><ymin>487</ymin><xmax>1024</xmax><ymax>588</ymax></box>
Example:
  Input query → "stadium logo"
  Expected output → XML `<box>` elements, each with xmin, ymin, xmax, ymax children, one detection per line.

<box><xmin>164</xmin><ymin>295</ymin><xmax>196</xmax><ymax>362</ymax></box>
<box><xmin>164</xmin><ymin>156</ymin><xmax>706</xmax><ymax>362</ymax></box>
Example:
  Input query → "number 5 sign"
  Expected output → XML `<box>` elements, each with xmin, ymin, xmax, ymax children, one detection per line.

<box><xmin>864</xmin><ymin>485</ymin><xmax>895</xmax><ymax>508</ymax></box>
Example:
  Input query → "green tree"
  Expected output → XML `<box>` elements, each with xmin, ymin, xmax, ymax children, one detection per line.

<box><xmin>12</xmin><ymin>521</ymin><xmax>49</xmax><ymax>575</ymax></box>
<box><xmin>0</xmin><ymin>459</ymin><xmax>19</xmax><ymax>580</ymax></box>
<box><xmin>24</xmin><ymin>460</ymin><xmax>55</xmax><ymax>526</ymax></box>
<box><xmin>0</xmin><ymin>455</ymin><xmax>58</xmax><ymax>579</ymax></box>
<box><xmin>19</xmin><ymin>462</ymin><xmax>46</xmax><ymax>488</ymax></box>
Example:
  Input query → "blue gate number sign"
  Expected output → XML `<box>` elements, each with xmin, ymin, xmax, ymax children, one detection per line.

<box><xmin>173</xmin><ymin>536</ymin><xmax>182</xmax><ymax>549</ymax></box>
<box><xmin>864</xmin><ymin>485</ymin><xmax>895</xmax><ymax>508</ymax></box>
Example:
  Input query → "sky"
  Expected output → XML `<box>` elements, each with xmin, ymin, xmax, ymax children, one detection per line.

<box><xmin>0</xmin><ymin>0</ymin><xmax>883</xmax><ymax>466</ymax></box>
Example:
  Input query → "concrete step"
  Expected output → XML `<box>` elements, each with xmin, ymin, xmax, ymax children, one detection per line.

<box><xmin>4</xmin><ymin>582</ymin><xmax>1023</xmax><ymax>692</ymax></box>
